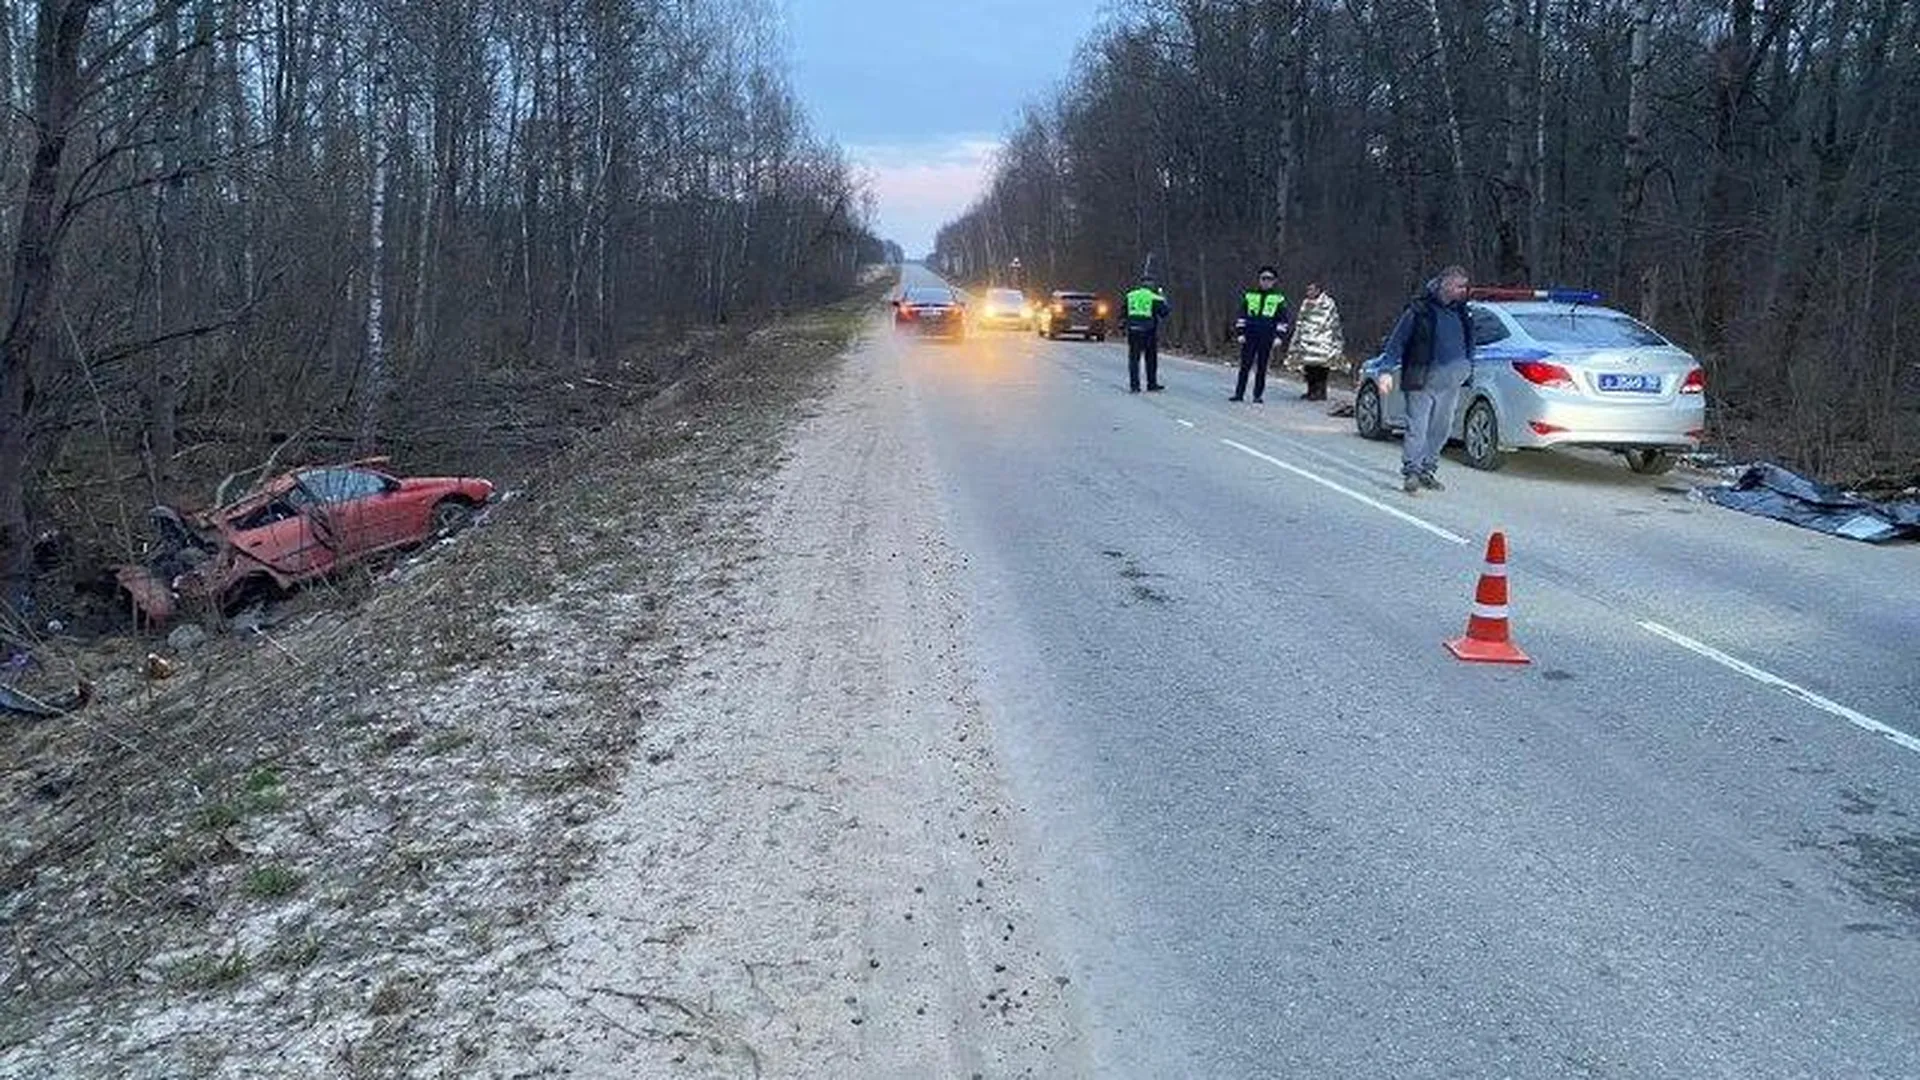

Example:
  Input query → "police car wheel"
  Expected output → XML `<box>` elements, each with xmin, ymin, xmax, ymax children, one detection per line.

<box><xmin>1463</xmin><ymin>399</ymin><xmax>1506</xmax><ymax>470</ymax></box>
<box><xmin>1354</xmin><ymin>382</ymin><xmax>1387</xmax><ymax>440</ymax></box>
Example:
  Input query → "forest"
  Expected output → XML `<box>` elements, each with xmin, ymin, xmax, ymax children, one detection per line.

<box><xmin>0</xmin><ymin>0</ymin><xmax>884</xmax><ymax>618</ymax></box>
<box><xmin>935</xmin><ymin>0</ymin><xmax>1919</xmax><ymax>487</ymax></box>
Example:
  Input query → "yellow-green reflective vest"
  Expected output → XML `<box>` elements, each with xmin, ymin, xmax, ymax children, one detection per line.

<box><xmin>1127</xmin><ymin>287</ymin><xmax>1163</xmax><ymax>318</ymax></box>
<box><xmin>1244</xmin><ymin>290</ymin><xmax>1286</xmax><ymax>319</ymax></box>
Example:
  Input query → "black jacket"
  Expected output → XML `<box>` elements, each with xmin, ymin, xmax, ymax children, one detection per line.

<box><xmin>1381</xmin><ymin>282</ymin><xmax>1473</xmax><ymax>391</ymax></box>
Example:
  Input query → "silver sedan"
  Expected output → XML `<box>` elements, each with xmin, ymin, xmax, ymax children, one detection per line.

<box><xmin>1353</xmin><ymin>294</ymin><xmax>1706</xmax><ymax>475</ymax></box>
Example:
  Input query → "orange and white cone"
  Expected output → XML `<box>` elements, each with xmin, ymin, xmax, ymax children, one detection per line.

<box><xmin>1445</xmin><ymin>531</ymin><xmax>1530</xmax><ymax>664</ymax></box>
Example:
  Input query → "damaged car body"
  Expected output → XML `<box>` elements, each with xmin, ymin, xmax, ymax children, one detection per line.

<box><xmin>115</xmin><ymin>460</ymin><xmax>495</xmax><ymax>623</ymax></box>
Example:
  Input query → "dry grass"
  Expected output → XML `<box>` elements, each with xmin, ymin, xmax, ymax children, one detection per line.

<box><xmin>0</xmin><ymin>274</ymin><xmax>894</xmax><ymax>1073</ymax></box>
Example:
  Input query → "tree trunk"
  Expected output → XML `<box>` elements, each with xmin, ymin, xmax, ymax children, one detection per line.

<box><xmin>1528</xmin><ymin>0</ymin><xmax>1549</xmax><ymax>277</ymax></box>
<box><xmin>361</xmin><ymin>50</ymin><xmax>389</xmax><ymax>451</ymax></box>
<box><xmin>1274</xmin><ymin>0</ymin><xmax>1300</xmax><ymax>260</ymax></box>
<box><xmin>1</xmin><ymin>0</ymin><xmax>93</xmax><ymax>604</ymax></box>
<box><xmin>1701</xmin><ymin>0</ymin><xmax>1754</xmax><ymax>357</ymax></box>
<box><xmin>1495</xmin><ymin>0</ymin><xmax>1532</xmax><ymax>283</ymax></box>
<box><xmin>1424</xmin><ymin>0</ymin><xmax>1475</xmax><ymax>262</ymax></box>
<box><xmin>145</xmin><ymin>0</ymin><xmax>190</xmax><ymax>488</ymax></box>
<box><xmin>1616</xmin><ymin>0</ymin><xmax>1656</xmax><ymax>310</ymax></box>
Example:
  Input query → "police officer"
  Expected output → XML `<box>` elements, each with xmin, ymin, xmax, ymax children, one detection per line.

<box><xmin>1124</xmin><ymin>274</ymin><xmax>1170</xmax><ymax>393</ymax></box>
<box><xmin>1229</xmin><ymin>266</ymin><xmax>1291</xmax><ymax>403</ymax></box>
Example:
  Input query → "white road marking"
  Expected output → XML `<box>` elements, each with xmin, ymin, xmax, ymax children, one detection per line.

<box><xmin>1221</xmin><ymin>438</ymin><xmax>1469</xmax><ymax>545</ymax></box>
<box><xmin>1176</xmin><ymin>419</ymin><xmax>1195</xmax><ymax>429</ymax></box>
<box><xmin>1639</xmin><ymin>620</ymin><xmax>1920</xmax><ymax>756</ymax></box>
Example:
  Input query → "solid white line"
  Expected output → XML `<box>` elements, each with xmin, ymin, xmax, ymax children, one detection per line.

<box><xmin>1639</xmin><ymin>620</ymin><xmax>1920</xmax><ymax>756</ymax></box>
<box><xmin>1176</xmin><ymin>419</ymin><xmax>1195</xmax><ymax>428</ymax></box>
<box><xmin>1220</xmin><ymin>438</ymin><xmax>1469</xmax><ymax>545</ymax></box>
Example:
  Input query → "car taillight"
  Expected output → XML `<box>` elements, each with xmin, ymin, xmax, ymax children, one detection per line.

<box><xmin>1512</xmin><ymin>359</ymin><xmax>1575</xmax><ymax>390</ymax></box>
<box><xmin>1680</xmin><ymin>368</ymin><xmax>1706</xmax><ymax>394</ymax></box>
<box><xmin>1528</xmin><ymin>420</ymin><xmax>1567</xmax><ymax>435</ymax></box>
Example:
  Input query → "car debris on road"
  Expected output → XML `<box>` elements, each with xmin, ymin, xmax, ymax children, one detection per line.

<box><xmin>1704</xmin><ymin>461</ymin><xmax>1920</xmax><ymax>543</ymax></box>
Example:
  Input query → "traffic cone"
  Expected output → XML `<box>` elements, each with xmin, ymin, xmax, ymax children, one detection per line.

<box><xmin>1445</xmin><ymin>531</ymin><xmax>1530</xmax><ymax>664</ymax></box>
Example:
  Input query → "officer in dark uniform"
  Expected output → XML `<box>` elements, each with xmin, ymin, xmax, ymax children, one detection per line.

<box><xmin>1230</xmin><ymin>266</ymin><xmax>1291</xmax><ymax>403</ymax></box>
<box><xmin>1124</xmin><ymin>275</ymin><xmax>1170</xmax><ymax>393</ymax></box>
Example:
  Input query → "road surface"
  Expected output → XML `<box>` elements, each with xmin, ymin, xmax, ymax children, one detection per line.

<box><xmin>884</xmin><ymin>266</ymin><xmax>1920</xmax><ymax>1077</ymax></box>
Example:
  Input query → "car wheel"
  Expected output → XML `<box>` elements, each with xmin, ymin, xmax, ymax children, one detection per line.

<box><xmin>220</xmin><ymin>574</ymin><xmax>279</xmax><ymax>617</ymax></box>
<box><xmin>1624</xmin><ymin>448</ymin><xmax>1676</xmax><ymax>475</ymax></box>
<box><xmin>1354</xmin><ymin>382</ymin><xmax>1388</xmax><ymax>440</ymax></box>
<box><xmin>1463</xmin><ymin>398</ymin><xmax>1505</xmax><ymax>470</ymax></box>
<box><xmin>432</xmin><ymin>498</ymin><xmax>477</xmax><ymax>537</ymax></box>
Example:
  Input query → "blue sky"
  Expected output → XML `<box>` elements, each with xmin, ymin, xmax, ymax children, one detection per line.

<box><xmin>780</xmin><ymin>0</ymin><xmax>1108</xmax><ymax>257</ymax></box>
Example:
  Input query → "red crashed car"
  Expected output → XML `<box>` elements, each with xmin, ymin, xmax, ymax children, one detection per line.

<box><xmin>116</xmin><ymin>459</ymin><xmax>495</xmax><ymax>623</ymax></box>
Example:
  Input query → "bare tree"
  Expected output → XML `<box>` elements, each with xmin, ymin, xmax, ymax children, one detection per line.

<box><xmin>0</xmin><ymin>0</ymin><xmax>887</xmax><ymax>605</ymax></box>
<box><xmin>938</xmin><ymin>0</ymin><xmax>1920</xmax><ymax>481</ymax></box>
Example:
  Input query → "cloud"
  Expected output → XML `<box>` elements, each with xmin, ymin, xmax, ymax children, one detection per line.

<box><xmin>847</xmin><ymin>137</ymin><xmax>1003</xmax><ymax>257</ymax></box>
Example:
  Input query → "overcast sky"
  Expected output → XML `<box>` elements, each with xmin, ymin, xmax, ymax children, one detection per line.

<box><xmin>780</xmin><ymin>0</ymin><xmax>1108</xmax><ymax>257</ymax></box>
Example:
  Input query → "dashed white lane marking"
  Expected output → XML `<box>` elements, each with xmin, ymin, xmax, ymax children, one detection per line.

<box><xmin>1176</xmin><ymin>419</ymin><xmax>1195</xmax><ymax>429</ymax></box>
<box><xmin>1221</xmin><ymin>438</ymin><xmax>1469</xmax><ymax>545</ymax></box>
<box><xmin>1195</xmin><ymin>387</ymin><xmax>1909</xmax><ymax>754</ymax></box>
<box><xmin>1638</xmin><ymin>621</ymin><xmax>1920</xmax><ymax>756</ymax></box>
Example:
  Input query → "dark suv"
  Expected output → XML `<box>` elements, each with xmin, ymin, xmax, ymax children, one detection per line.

<box><xmin>1037</xmin><ymin>291</ymin><xmax>1110</xmax><ymax>341</ymax></box>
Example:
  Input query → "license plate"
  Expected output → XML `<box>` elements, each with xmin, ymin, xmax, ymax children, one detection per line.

<box><xmin>1597</xmin><ymin>373</ymin><xmax>1661</xmax><ymax>392</ymax></box>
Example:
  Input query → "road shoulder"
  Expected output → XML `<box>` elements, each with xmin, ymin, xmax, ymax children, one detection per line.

<box><xmin>489</xmin><ymin>321</ymin><xmax>1083</xmax><ymax>1076</ymax></box>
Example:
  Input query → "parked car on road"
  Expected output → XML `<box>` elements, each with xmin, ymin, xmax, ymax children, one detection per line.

<box><xmin>116</xmin><ymin>460</ymin><xmax>495</xmax><ymax>622</ymax></box>
<box><xmin>893</xmin><ymin>285</ymin><xmax>967</xmax><ymax>339</ymax></box>
<box><xmin>1036</xmin><ymin>291</ymin><xmax>1110</xmax><ymax>341</ymax></box>
<box><xmin>1353</xmin><ymin>288</ymin><xmax>1706</xmax><ymax>474</ymax></box>
<box><xmin>975</xmin><ymin>288</ymin><xmax>1034</xmax><ymax>331</ymax></box>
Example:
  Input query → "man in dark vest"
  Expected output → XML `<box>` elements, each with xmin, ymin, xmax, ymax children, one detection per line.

<box><xmin>1378</xmin><ymin>265</ymin><xmax>1475</xmax><ymax>493</ymax></box>
<box><xmin>1124</xmin><ymin>275</ymin><xmax>1170</xmax><ymax>393</ymax></box>
<box><xmin>1230</xmin><ymin>266</ymin><xmax>1291</xmax><ymax>403</ymax></box>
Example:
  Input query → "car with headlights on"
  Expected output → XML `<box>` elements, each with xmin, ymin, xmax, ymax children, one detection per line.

<box><xmin>1353</xmin><ymin>288</ymin><xmax>1706</xmax><ymax>474</ymax></box>
<box><xmin>1036</xmin><ymin>291</ymin><xmax>1110</xmax><ymax>341</ymax></box>
<box><xmin>975</xmin><ymin>288</ymin><xmax>1034</xmax><ymax>331</ymax></box>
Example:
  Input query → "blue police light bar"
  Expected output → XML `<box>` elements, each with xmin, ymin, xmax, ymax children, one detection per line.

<box><xmin>1468</xmin><ymin>286</ymin><xmax>1604</xmax><ymax>303</ymax></box>
<box><xmin>1543</xmin><ymin>287</ymin><xmax>1603</xmax><ymax>303</ymax></box>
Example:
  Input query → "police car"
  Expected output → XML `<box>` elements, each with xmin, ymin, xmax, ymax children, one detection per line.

<box><xmin>1353</xmin><ymin>288</ymin><xmax>1707</xmax><ymax>474</ymax></box>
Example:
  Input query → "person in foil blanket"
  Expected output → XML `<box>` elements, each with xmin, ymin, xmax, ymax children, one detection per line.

<box><xmin>1285</xmin><ymin>280</ymin><xmax>1346</xmax><ymax>403</ymax></box>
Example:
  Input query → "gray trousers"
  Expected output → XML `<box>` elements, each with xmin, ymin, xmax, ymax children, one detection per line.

<box><xmin>1402</xmin><ymin>382</ymin><xmax>1463</xmax><ymax>477</ymax></box>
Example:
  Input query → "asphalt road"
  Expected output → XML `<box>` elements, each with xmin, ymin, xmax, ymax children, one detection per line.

<box><xmin>886</xmin><ymin>267</ymin><xmax>1920</xmax><ymax>1077</ymax></box>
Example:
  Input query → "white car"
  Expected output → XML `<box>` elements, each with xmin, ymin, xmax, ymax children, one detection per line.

<box><xmin>975</xmin><ymin>288</ymin><xmax>1034</xmax><ymax>330</ymax></box>
<box><xmin>1354</xmin><ymin>289</ymin><xmax>1706</xmax><ymax>474</ymax></box>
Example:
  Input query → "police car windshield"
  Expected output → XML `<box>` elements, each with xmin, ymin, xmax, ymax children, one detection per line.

<box><xmin>1514</xmin><ymin>312</ymin><xmax>1668</xmax><ymax>349</ymax></box>
<box><xmin>987</xmin><ymin>289</ymin><xmax>1023</xmax><ymax>304</ymax></box>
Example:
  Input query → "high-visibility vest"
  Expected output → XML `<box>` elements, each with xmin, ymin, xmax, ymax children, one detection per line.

<box><xmin>1244</xmin><ymin>290</ymin><xmax>1286</xmax><ymax>319</ymax></box>
<box><xmin>1127</xmin><ymin>287</ymin><xmax>1164</xmax><ymax>318</ymax></box>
